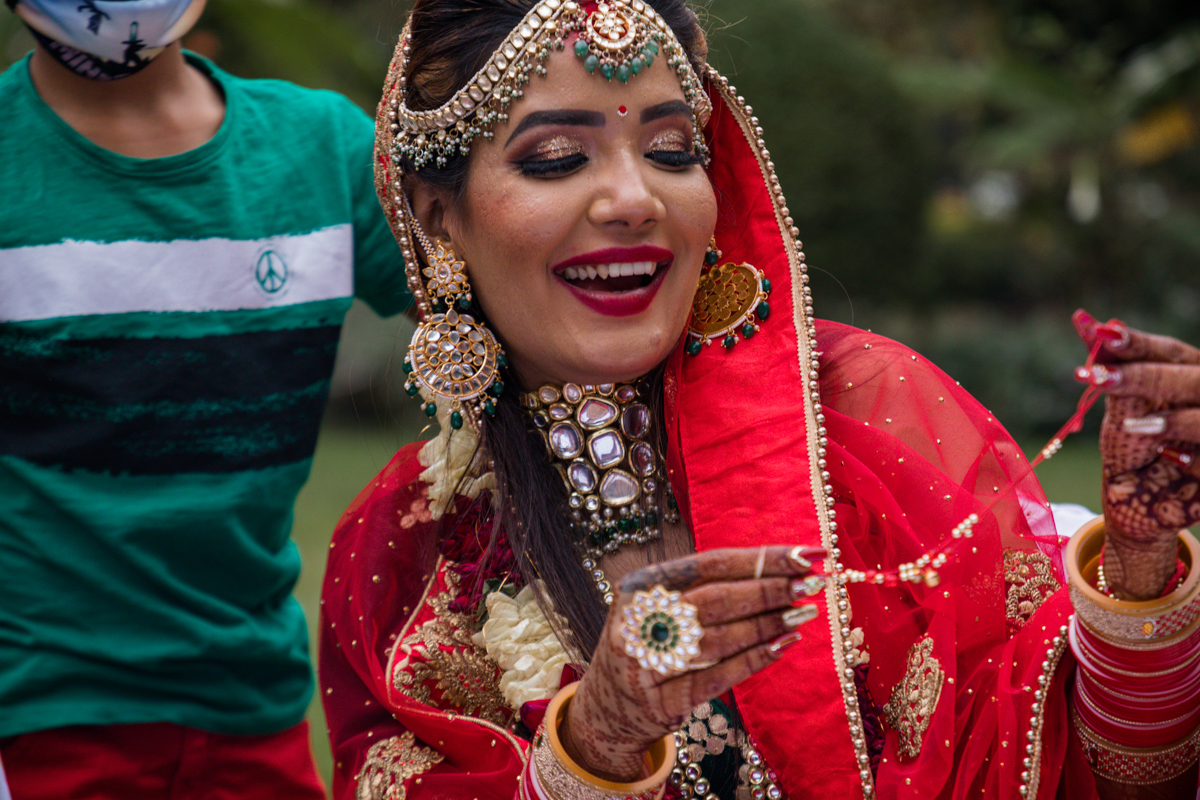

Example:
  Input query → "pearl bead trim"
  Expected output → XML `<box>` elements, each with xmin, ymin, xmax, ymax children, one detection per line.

<box><xmin>1019</xmin><ymin>622</ymin><xmax>1070</xmax><ymax>797</ymax></box>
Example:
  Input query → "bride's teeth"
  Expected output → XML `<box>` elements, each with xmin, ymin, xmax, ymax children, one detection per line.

<box><xmin>564</xmin><ymin>261</ymin><xmax>660</xmax><ymax>283</ymax></box>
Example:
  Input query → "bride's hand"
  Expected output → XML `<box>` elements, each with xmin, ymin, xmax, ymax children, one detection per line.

<box><xmin>1073</xmin><ymin>310</ymin><xmax>1200</xmax><ymax>599</ymax></box>
<box><xmin>560</xmin><ymin>545</ymin><xmax>825</xmax><ymax>782</ymax></box>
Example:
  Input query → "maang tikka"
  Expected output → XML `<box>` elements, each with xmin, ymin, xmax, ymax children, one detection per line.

<box><xmin>385</xmin><ymin>0</ymin><xmax>711</xmax><ymax>171</ymax></box>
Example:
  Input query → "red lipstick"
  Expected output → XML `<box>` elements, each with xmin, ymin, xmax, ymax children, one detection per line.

<box><xmin>552</xmin><ymin>246</ymin><xmax>674</xmax><ymax>317</ymax></box>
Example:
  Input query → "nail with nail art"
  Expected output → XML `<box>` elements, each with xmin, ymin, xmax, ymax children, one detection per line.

<box><xmin>787</xmin><ymin>546</ymin><xmax>825</xmax><ymax>572</ymax></box>
<box><xmin>1123</xmin><ymin>415</ymin><xmax>1166</xmax><ymax>435</ymax></box>
<box><xmin>1096</xmin><ymin>322</ymin><xmax>1131</xmax><ymax>349</ymax></box>
<box><xmin>1158</xmin><ymin>445</ymin><xmax>1195</xmax><ymax>468</ymax></box>
<box><xmin>782</xmin><ymin>604</ymin><xmax>819</xmax><ymax>629</ymax></box>
<box><xmin>1089</xmin><ymin>364</ymin><xmax>1122</xmax><ymax>388</ymax></box>
<box><xmin>769</xmin><ymin>631</ymin><xmax>803</xmax><ymax>655</ymax></box>
<box><xmin>791</xmin><ymin>575</ymin><xmax>825</xmax><ymax>598</ymax></box>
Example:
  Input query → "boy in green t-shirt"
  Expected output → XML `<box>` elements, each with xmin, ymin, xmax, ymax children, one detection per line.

<box><xmin>0</xmin><ymin>1</ymin><xmax>408</xmax><ymax>796</ymax></box>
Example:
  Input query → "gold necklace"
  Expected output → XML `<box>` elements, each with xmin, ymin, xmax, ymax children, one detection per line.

<box><xmin>523</xmin><ymin>381</ymin><xmax>680</xmax><ymax>604</ymax></box>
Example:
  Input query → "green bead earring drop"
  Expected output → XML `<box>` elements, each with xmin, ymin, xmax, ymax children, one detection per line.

<box><xmin>686</xmin><ymin>238</ymin><xmax>772</xmax><ymax>355</ymax></box>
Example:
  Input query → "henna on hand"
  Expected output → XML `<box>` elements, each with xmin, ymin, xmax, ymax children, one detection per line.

<box><xmin>563</xmin><ymin>545</ymin><xmax>824</xmax><ymax>781</ymax></box>
<box><xmin>1074</xmin><ymin>311</ymin><xmax>1200</xmax><ymax>599</ymax></box>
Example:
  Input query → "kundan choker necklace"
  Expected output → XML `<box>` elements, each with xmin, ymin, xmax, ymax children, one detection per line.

<box><xmin>523</xmin><ymin>381</ymin><xmax>680</xmax><ymax>604</ymax></box>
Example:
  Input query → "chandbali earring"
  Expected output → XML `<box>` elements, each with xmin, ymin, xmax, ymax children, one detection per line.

<box><xmin>402</xmin><ymin>217</ymin><xmax>508</xmax><ymax>430</ymax></box>
<box><xmin>686</xmin><ymin>237</ymin><xmax>772</xmax><ymax>354</ymax></box>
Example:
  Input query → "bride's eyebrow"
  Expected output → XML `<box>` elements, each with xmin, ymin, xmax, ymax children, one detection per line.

<box><xmin>641</xmin><ymin>100</ymin><xmax>691</xmax><ymax>123</ymax></box>
<box><xmin>505</xmin><ymin>109</ymin><xmax>605</xmax><ymax>145</ymax></box>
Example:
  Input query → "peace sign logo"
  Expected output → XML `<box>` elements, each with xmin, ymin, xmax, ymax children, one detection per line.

<box><xmin>255</xmin><ymin>249</ymin><xmax>289</xmax><ymax>294</ymax></box>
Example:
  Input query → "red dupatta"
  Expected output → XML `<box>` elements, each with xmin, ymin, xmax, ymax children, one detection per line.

<box><xmin>665</xmin><ymin>68</ymin><xmax>1089</xmax><ymax>799</ymax></box>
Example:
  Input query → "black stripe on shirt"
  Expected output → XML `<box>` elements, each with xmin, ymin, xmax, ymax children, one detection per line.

<box><xmin>0</xmin><ymin>325</ymin><xmax>343</xmax><ymax>475</ymax></box>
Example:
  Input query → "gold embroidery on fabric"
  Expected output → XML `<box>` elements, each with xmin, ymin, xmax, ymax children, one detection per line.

<box><xmin>356</xmin><ymin>732</ymin><xmax>444</xmax><ymax>800</ymax></box>
<box><xmin>883</xmin><ymin>636</ymin><xmax>944</xmax><ymax>760</ymax></box>
<box><xmin>1003</xmin><ymin>549</ymin><xmax>1060</xmax><ymax>635</ymax></box>
<box><xmin>392</xmin><ymin>570</ymin><xmax>511</xmax><ymax>727</ymax></box>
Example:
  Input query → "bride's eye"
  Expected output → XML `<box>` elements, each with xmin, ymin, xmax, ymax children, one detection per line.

<box><xmin>516</xmin><ymin>136</ymin><xmax>588</xmax><ymax>177</ymax></box>
<box><xmin>646</xmin><ymin>128</ymin><xmax>700</xmax><ymax>168</ymax></box>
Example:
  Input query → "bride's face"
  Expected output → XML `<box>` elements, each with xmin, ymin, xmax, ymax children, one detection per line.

<box><xmin>434</xmin><ymin>46</ymin><xmax>716</xmax><ymax>389</ymax></box>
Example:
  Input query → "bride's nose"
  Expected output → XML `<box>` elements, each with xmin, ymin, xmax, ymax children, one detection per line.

<box><xmin>587</xmin><ymin>153</ymin><xmax>667</xmax><ymax>230</ymax></box>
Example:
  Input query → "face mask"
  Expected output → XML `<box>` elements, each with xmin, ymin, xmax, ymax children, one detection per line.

<box><xmin>11</xmin><ymin>0</ymin><xmax>205</xmax><ymax>80</ymax></box>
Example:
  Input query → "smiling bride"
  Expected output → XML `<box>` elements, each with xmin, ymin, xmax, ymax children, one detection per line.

<box><xmin>319</xmin><ymin>1</ymin><xmax>1200</xmax><ymax>798</ymax></box>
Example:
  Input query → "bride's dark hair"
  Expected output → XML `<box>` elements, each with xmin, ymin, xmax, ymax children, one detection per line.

<box><xmin>400</xmin><ymin>0</ymin><xmax>707</xmax><ymax>660</ymax></box>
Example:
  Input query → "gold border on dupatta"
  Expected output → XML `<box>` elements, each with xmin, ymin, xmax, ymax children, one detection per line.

<box><xmin>1021</xmin><ymin>621</ymin><xmax>1071</xmax><ymax>798</ymax></box>
<box><xmin>703</xmin><ymin>65</ymin><xmax>876</xmax><ymax>799</ymax></box>
<box><xmin>381</xmin><ymin>556</ymin><xmax>532</xmax><ymax>773</ymax></box>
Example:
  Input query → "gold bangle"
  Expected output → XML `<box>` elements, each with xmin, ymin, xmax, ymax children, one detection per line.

<box><xmin>530</xmin><ymin>682</ymin><xmax>675</xmax><ymax>800</ymax></box>
<box><xmin>1065</xmin><ymin>516</ymin><xmax>1200</xmax><ymax>644</ymax></box>
<box><xmin>1073</xmin><ymin>706</ymin><xmax>1200</xmax><ymax>785</ymax></box>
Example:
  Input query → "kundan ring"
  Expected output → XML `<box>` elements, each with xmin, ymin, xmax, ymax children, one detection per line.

<box><xmin>620</xmin><ymin>585</ymin><xmax>705</xmax><ymax>675</ymax></box>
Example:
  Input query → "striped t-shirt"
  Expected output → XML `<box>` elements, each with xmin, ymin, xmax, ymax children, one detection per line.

<box><xmin>0</xmin><ymin>52</ymin><xmax>408</xmax><ymax>737</ymax></box>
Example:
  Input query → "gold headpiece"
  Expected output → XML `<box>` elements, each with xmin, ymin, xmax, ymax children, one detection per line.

<box><xmin>385</xmin><ymin>0</ymin><xmax>711</xmax><ymax>171</ymax></box>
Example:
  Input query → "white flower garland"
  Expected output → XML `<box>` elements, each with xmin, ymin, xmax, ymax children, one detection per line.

<box><xmin>416</xmin><ymin>392</ymin><xmax>496</xmax><ymax>520</ymax></box>
<box><xmin>415</xmin><ymin>394</ymin><xmax>567</xmax><ymax>708</ymax></box>
<box><xmin>472</xmin><ymin>585</ymin><xmax>569</xmax><ymax>711</ymax></box>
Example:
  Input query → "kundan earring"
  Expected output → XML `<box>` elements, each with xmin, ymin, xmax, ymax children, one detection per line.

<box><xmin>402</xmin><ymin>217</ymin><xmax>507</xmax><ymax>430</ymax></box>
<box><xmin>686</xmin><ymin>238</ymin><xmax>772</xmax><ymax>354</ymax></box>
<box><xmin>423</xmin><ymin>239</ymin><xmax>472</xmax><ymax>312</ymax></box>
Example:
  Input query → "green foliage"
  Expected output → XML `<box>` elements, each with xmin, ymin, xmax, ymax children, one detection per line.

<box><xmin>187</xmin><ymin>0</ymin><xmax>395</xmax><ymax>112</ymax></box>
<box><xmin>704</xmin><ymin>0</ymin><xmax>935</xmax><ymax>309</ymax></box>
<box><xmin>803</xmin><ymin>0</ymin><xmax>1200</xmax><ymax>436</ymax></box>
<box><xmin>0</xmin><ymin>12</ymin><xmax>32</xmax><ymax>68</ymax></box>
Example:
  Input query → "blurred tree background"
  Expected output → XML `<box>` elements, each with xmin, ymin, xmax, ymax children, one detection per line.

<box><xmin>703</xmin><ymin>0</ymin><xmax>1200</xmax><ymax>435</ymax></box>
<box><xmin>3</xmin><ymin>0</ymin><xmax>1197</xmax><ymax>792</ymax></box>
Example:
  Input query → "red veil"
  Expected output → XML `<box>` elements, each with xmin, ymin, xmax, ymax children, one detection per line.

<box><xmin>319</xmin><ymin>53</ymin><xmax>1104</xmax><ymax>800</ymax></box>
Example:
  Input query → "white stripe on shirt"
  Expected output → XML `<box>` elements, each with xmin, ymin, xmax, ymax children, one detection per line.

<box><xmin>0</xmin><ymin>225</ymin><xmax>354</xmax><ymax>322</ymax></box>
